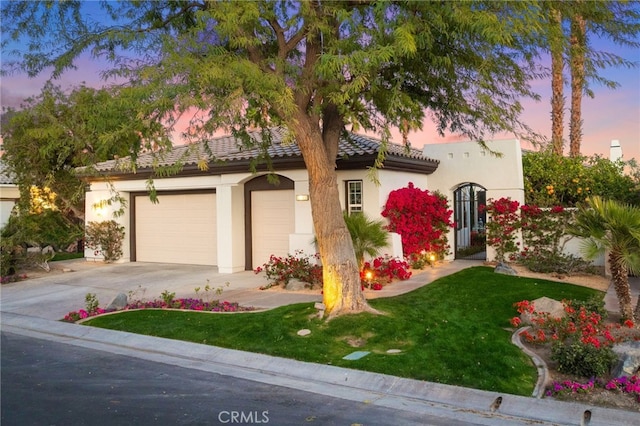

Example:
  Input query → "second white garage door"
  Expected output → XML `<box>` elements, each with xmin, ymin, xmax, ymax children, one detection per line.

<box><xmin>251</xmin><ymin>190</ymin><xmax>295</xmax><ymax>269</ymax></box>
<box><xmin>135</xmin><ymin>192</ymin><xmax>217</xmax><ymax>266</ymax></box>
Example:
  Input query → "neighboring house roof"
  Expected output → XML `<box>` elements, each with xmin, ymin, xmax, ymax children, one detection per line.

<box><xmin>85</xmin><ymin>128</ymin><xmax>439</xmax><ymax>179</ymax></box>
<box><xmin>0</xmin><ymin>160</ymin><xmax>16</xmax><ymax>185</ymax></box>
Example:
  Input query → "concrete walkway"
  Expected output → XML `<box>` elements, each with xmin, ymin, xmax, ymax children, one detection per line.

<box><xmin>1</xmin><ymin>259</ymin><xmax>638</xmax><ymax>425</ymax></box>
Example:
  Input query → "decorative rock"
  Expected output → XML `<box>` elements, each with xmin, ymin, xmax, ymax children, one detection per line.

<box><xmin>42</xmin><ymin>245</ymin><xmax>55</xmax><ymax>255</ymax></box>
<box><xmin>494</xmin><ymin>262</ymin><xmax>518</xmax><ymax>276</ymax></box>
<box><xmin>386</xmin><ymin>349</ymin><xmax>402</xmax><ymax>354</ymax></box>
<box><xmin>297</xmin><ymin>329</ymin><xmax>311</xmax><ymax>336</ymax></box>
<box><xmin>106</xmin><ymin>293</ymin><xmax>129</xmax><ymax>311</ymax></box>
<box><xmin>314</xmin><ymin>302</ymin><xmax>326</xmax><ymax>311</ymax></box>
<box><xmin>285</xmin><ymin>279</ymin><xmax>307</xmax><ymax>291</ymax></box>
<box><xmin>533</xmin><ymin>296</ymin><xmax>565</xmax><ymax>317</ymax></box>
<box><xmin>521</xmin><ymin>296</ymin><xmax>565</xmax><ymax>324</ymax></box>
<box><xmin>612</xmin><ymin>341</ymin><xmax>640</xmax><ymax>378</ymax></box>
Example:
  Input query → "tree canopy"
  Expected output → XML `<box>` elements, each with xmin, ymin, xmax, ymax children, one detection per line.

<box><xmin>523</xmin><ymin>150</ymin><xmax>640</xmax><ymax>207</ymax></box>
<box><xmin>2</xmin><ymin>0</ymin><xmax>553</xmax><ymax>316</ymax></box>
<box><xmin>1</xmin><ymin>82</ymin><xmax>168</xmax><ymax>219</ymax></box>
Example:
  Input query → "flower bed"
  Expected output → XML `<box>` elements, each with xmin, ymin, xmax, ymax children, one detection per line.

<box><xmin>255</xmin><ymin>251</ymin><xmax>413</xmax><ymax>291</ymax></box>
<box><xmin>361</xmin><ymin>255</ymin><xmax>412</xmax><ymax>289</ymax></box>
<box><xmin>63</xmin><ymin>295</ymin><xmax>255</xmax><ymax>323</ymax></box>
<box><xmin>511</xmin><ymin>298</ymin><xmax>640</xmax><ymax>408</ymax></box>
<box><xmin>547</xmin><ymin>376</ymin><xmax>640</xmax><ymax>403</ymax></box>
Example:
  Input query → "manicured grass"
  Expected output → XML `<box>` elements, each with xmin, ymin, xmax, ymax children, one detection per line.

<box><xmin>84</xmin><ymin>266</ymin><xmax>601</xmax><ymax>396</ymax></box>
<box><xmin>51</xmin><ymin>252</ymin><xmax>84</xmax><ymax>261</ymax></box>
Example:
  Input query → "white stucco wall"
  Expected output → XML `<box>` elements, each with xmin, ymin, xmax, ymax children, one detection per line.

<box><xmin>0</xmin><ymin>184</ymin><xmax>20</xmax><ymax>228</ymax></box>
<box><xmin>84</xmin><ymin>189</ymin><xmax>131</xmax><ymax>262</ymax></box>
<box><xmin>84</xmin><ymin>165</ymin><xmax>420</xmax><ymax>270</ymax></box>
<box><xmin>424</xmin><ymin>139</ymin><xmax>525</xmax><ymax>261</ymax></box>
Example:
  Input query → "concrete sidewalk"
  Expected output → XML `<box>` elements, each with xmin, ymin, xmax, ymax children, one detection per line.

<box><xmin>1</xmin><ymin>259</ymin><xmax>638</xmax><ymax>425</ymax></box>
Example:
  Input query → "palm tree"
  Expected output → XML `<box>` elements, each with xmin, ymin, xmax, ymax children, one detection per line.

<box><xmin>548</xmin><ymin>3</ymin><xmax>565</xmax><ymax>156</ymax></box>
<box><xmin>543</xmin><ymin>1</ymin><xmax>640</xmax><ymax>157</ymax></box>
<box><xmin>569</xmin><ymin>197</ymin><xmax>640</xmax><ymax>321</ymax></box>
<box><xmin>343</xmin><ymin>212</ymin><xmax>389</xmax><ymax>269</ymax></box>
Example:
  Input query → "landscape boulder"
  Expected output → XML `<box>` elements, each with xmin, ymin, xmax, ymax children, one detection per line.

<box><xmin>495</xmin><ymin>262</ymin><xmax>518</xmax><ymax>276</ymax></box>
<box><xmin>285</xmin><ymin>279</ymin><xmax>307</xmax><ymax>291</ymax></box>
<box><xmin>521</xmin><ymin>296</ymin><xmax>566</xmax><ymax>324</ymax></box>
<box><xmin>612</xmin><ymin>341</ymin><xmax>640</xmax><ymax>378</ymax></box>
<box><xmin>106</xmin><ymin>293</ymin><xmax>129</xmax><ymax>311</ymax></box>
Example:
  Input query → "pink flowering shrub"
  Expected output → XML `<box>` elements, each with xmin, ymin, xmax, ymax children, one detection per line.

<box><xmin>547</xmin><ymin>376</ymin><xmax>640</xmax><ymax>403</ymax></box>
<box><xmin>62</xmin><ymin>295</ymin><xmax>255</xmax><ymax>323</ymax></box>
<box><xmin>382</xmin><ymin>183</ymin><xmax>453</xmax><ymax>260</ymax></box>
<box><xmin>1</xmin><ymin>273</ymin><xmax>28</xmax><ymax>284</ymax></box>
<box><xmin>360</xmin><ymin>256</ymin><xmax>412</xmax><ymax>289</ymax></box>
<box><xmin>480</xmin><ymin>197</ymin><xmax>521</xmax><ymax>262</ymax></box>
<box><xmin>513</xmin><ymin>299</ymin><xmax>638</xmax><ymax>349</ymax></box>
<box><xmin>520</xmin><ymin>204</ymin><xmax>571</xmax><ymax>253</ymax></box>
<box><xmin>254</xmin><ymin>250</ymin><xmax>322</xmax><ymax>289</ymax></box>
<box><xmin>512</xmin><ymin>298</ymin><xmax>640</xmax><ymax>383</ymax></box>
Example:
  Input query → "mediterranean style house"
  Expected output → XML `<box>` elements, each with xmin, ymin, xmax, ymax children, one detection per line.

<box><xmin>82</xmin><ymin>128</ymin><xmax>525</xmax><ymax>271</ymax></box>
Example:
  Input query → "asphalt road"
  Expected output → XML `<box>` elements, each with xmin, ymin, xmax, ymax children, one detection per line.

<box><xmin>1</xmin><ymin>332</ymin><xmax>477</xmax><ymax>426</ymax></box>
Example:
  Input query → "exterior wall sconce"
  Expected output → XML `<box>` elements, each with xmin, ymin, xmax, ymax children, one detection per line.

<box><xmin>295</xmin><ymin>194</ymin><xmax>310</xmax><ymax>201</ymax></box>
<box><xmin>93</xmin><ymin>205</ymin><xmax>107</xmax><ymax>218</ymax></box>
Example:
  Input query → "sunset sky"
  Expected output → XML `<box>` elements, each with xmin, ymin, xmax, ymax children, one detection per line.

<box><xmin>2</xmin><ymin>8</ymin><xmax>639</xmax><ymax>161</ymax></box>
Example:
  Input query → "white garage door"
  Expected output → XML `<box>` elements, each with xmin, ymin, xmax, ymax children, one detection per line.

<box><xmin>251</xmin><ymin>190</ymin><xmax>295</xmax><ymax>269</ymax></box>
<box><xmin>135</xmin><ymin>192</ymin><xmax>217</xmax><ymax>265</ymax></box>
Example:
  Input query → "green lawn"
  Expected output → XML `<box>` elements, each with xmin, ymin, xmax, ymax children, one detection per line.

<box><xmin>51</xmin><ymin>252</ymin><xmax>84</xmax><ymax>261</ymax></box>
<box><xmin>84</xmin><ymin>266</ymin><xmax>601</xmax><ymax>396</ymax></box>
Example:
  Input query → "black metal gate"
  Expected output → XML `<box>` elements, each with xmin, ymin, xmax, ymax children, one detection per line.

<box><xmin>453</xmin><ymin>183</ymin><xmax>487</xmax><ymax>260</ymax></box>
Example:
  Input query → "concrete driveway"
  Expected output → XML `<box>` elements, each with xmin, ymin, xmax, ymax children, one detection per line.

<box><xmin>0</xmin><ymin>259</ymin><xmax>321</xmax><ymax>321</ymax></box>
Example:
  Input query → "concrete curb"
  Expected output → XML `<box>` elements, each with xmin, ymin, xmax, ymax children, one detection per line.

<box><xmin>512</xmin><ymin>326</ymin><xmax>550</xmax><ymax>398</ymax></box>
<box><xmin>2</xmin><ymin>312</ymin><xmax>637</xmax><ymax>426</ymax></box>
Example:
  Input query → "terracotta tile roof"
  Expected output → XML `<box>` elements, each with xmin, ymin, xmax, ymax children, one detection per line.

<box><xmin>88</xmin><ymin>128</ymin><xmax>438</xmax><ymax>173</ymax></box>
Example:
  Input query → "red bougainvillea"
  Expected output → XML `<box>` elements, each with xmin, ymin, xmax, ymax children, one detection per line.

<box><xmin>381</xmin><ymin>182</ymin><xmax>453</xmax><ymax>259</ymax></box>
<box><xmin>480</xmin><ymin>197</ymin><xmax>521</xmax><ymax>262</ymax></box>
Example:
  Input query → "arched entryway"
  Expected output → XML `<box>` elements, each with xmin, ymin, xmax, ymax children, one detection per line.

<box><xmin>453</xmin><ymin>183</ymin><xmax>487</xmax><ymax>260</ymax></box>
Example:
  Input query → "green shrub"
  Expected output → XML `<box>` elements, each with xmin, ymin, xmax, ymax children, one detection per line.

<box><xmin>343</xmin><ymin>211</ymin><xmax>388</xmax><ymax>268</ymax></box>
<box><xmin>85</xmin><ymin>293</ymin><xmax>100</xmax><ymax>315</ymax></box>
<box><xmin>85</xmin><ymin>220</ymin><xmax>125</xmax><ymax>262</ymax></box>
<box><xmin>1</xmin><ymin>210</ymin><xmax>83</xmax><ymax>277</ymax></box>
<box><xmin>0</xmin><ymin>240</ymin><xmax>18</xmax><ymax>278</ymax></box>
<box><xmin>518</xmin><ymin>249</ymin><xmax>594</xmax><ymax>275</ymax></box>
<box><xmin>568</xmin><ymin>296</ymin><xmax>608</xmax><ymax>321</ymax></box>
<box><xmin>551</xmin><ymin>341</ymin><xmax>617</xmax><ymax>378</ymax></box>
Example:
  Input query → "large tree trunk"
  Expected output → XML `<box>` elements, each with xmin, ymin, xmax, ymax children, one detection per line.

<box><xmin>569</xmin><ymin>14</ymin><xmax>586</xmax><ymax>158</ymax></box>
<box><xmin>610</xmin><ymin>251</ymin><xmax>634</xmax><ymax>320</ymax></box>
<box><xmin>291</xmin><ymin>118</ymin><xmax>375</xmax><ymax>317</ymax></box>
<box><xmin>550</xmin><ymin>6</ymin><xmax>564</xmax><ymax>156</ymax></box>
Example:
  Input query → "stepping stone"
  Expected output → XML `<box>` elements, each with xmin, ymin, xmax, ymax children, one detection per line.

<box><xmin>386</xmin><ymin>349</ymin><xmax>402</xmax><ymax>354</ymax></box>
<box><xmin>297</xmin><ymin>329</ymin><xmax>311</xmax><ymax>336</ymax></box>
<box><xmin>342</xmin><ymin>351</ymin><xmax>370</xmax><ymax>360</ymax></box>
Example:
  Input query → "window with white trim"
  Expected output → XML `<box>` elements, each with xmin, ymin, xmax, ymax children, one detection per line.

<box><xmin>346</xmin><ymin>180</ymin><xmax>363</xmax><ymax>214</ymax></box>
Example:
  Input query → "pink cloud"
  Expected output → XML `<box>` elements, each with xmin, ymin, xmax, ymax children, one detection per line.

<box><xmin>2</xmin><ymin>44</ymin><xmax>638</xmax><ymax>161</ymax></box>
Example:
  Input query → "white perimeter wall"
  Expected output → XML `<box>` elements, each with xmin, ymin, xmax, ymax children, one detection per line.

<box><xmin>424</xmin><ymin>139</ymin><xmax>525</xmax><ymax>261</ymax></box>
